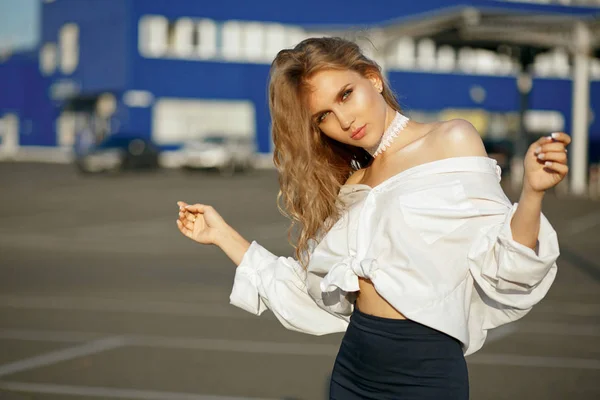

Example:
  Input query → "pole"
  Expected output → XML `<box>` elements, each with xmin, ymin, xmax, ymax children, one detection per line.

<box><xmin>570</xmin><ymin>22</ymin><xmax>591</xmax><ymax>196</ymax></box>
<box><xmin>511</xmin><ymin>47</ymin><xmax>535</xmax><ymax>192</ymax></box>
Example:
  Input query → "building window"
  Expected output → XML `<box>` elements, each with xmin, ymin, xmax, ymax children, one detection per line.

<box><xmin>525</xmin><ymin>110</ymin><xmax>565</xmax><ymax>134</ymax></box>
<box><xmin>40</xmin><ymin>43</ymin><xmax>57</xmax><ymax>75</ymax></box>
<box><xmin>222</xmin><ymin>21</ymin><xmax>242</xmax><ymax>60</ymax></box>
<box><xmin>123</xmin><ymin>90</ymin><xmax>154</xmax><ymax>108</ymax></box>
<box><xmin>243</xmin><ymin>23</ymin><xmax>265</xmax><ymax>61</ymax></box>
<box><xmin>197</xmin><ymin>19</ymin><xmax>217</xmax><ymax>59</ymax></box>
<box><xmin>457</xmin><ymin>47</ymin><xmax>477</xmax><ymax>74</ymax></box>
<box><xmin>139</xmin><ymin>15</ymin><xmax>168</xmax><ymax>57</ymax></box>
<box><xmin>497</xmin><ymin>54</ymin><xmax>515</xmax><ymax>75</ymax></box>
<box><xmin>550</xmin><ymin>48</ymin><xmax>570</xmax><ymax>77</ymax></box>
<box><xmin>0</xmin><ymin>114</ymin><xmax>19</xmax><ymax>154</ymax></box>
<box><xmin>285</xmin><ymin>27</ymin><xmax>307</xmax><ymax>49</ymax></box>
<box><xmin>152</xmin><ymin>99</ymin><xmax>255</xmax><ymax>144</ymax></box>
<box><xmin>474</xmin><ymin>50</ymin><xmax>499</xmax><ymax>75</ymax></box>
<box><xmin>264</xmin><ymin>23</ymin><xmax>286</xmax><ymax>61</ymax></box>
<box><xmin>171</xmin><ymin>18</ymin><xmax>195</xmax><ymax>57</ymax></box>
<box><xmin>436</xmin><ymin>45</ymin><xmax>456</xmax><ymax>72</ymax></box>
<box><xmin>391</xmin><ymin>37</ymin><xmax>415</xmax><ymax>70</ymax></box>
<box><xmin>416</xmin><ymin>38</ymin><xmax>436</xmax><ymax>71</ymax></box>
<box><xmin>59</xmin><ymin>23</ymin><xmax>79</xmax><ymax>74</ymax></box>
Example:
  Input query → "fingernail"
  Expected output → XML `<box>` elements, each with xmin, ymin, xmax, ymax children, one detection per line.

<box><xmin>537</xmin><ymin>153</ymin><xmax>545</xmax><ymax>160</ymax></box>
<box><xmin>545</xmin><ymin>161</ymin><xmax>552</xmax><ymax>167</ymax></box>
<box><xmin>551</xmin><ymin>132</ymin><xmax>559</xmax><ymax>139</ymax></box>
<box><xmin>534</xmin><ymin>147</ymin><xmax>541</xmax><ymax>154</ymax></box>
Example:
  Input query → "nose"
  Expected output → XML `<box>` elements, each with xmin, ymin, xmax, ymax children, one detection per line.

<box><xmin>336</xmin><ymin>111</ymin><xmax>354</xmax><ymax>131</ymax></box>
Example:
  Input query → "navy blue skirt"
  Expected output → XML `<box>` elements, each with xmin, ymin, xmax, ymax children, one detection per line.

<box><xmin>329</xmin><ymin>305</ymin><xmax>469</xmax><ymax>399</ymax></box>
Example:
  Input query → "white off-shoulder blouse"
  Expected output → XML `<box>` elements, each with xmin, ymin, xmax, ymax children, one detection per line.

<box><xmin>229</xmin><ymin>156</ymin><xmax>559</xmax><ymax>356</ymax></box>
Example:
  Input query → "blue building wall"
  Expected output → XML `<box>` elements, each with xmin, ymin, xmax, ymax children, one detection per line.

<box><xmin>40</xmin><ymin>0</ymin><xmax>129</xmax><ymax>93</ymax></box>
<box><xmin>391</xmin><ymin>72</ymin><xmax>600</xmax><ymax>139</ymax></box>
<box><xmin>0</xmin><ymin>0</ymin><xmax>598</xmax><ymax>155</ymax></box>
<box><xmin>0</xmin><ymin>52</ymin><xmax>56</xmax><ymax>147</ymax></box>
<box><xmin>128</xmin><ymin>0</ymin><xmax>597</xmax><ymax>25</ymax></box>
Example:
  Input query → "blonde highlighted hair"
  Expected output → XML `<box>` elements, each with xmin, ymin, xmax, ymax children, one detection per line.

<box><xmin>269</xmin><ymin>37</ymin><xmax>402</xmax><ymax>268</ymax></box>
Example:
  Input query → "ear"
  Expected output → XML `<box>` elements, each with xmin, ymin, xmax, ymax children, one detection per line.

<box><xmin>367</xmin><ymin>73</ymin><xmax>383</xmax><ymax>93</ymax></box>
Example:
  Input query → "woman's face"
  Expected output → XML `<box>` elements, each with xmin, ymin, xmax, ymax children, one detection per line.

<box><xmin>306</xmin><ymin>69</ymin><xmax>390</xmax><ymax>149</ymax></box>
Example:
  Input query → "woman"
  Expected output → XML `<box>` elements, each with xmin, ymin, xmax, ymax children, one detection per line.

<box><xmin>176</xmin><ymin>37</ymin><xmax>568</xmax><ymax>399</ymax></box>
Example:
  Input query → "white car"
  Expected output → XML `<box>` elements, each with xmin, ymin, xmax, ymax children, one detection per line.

<box><xmin>180</xmin><ymin>135</ymin><xmax>256</xmax><ymax>175</ymax></box>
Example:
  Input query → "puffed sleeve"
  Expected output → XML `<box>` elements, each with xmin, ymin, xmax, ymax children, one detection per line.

<box><xmin>229</xmin><ymin>241</ymin><xmax>349</xmax><ymax>335</ymax></box>
<box><xmin>467</xmin><ymin>202</ymin><xmax>559</xmax><ymax>314</ymax></box>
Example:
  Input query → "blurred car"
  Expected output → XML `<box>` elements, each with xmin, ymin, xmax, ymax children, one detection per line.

<box><xmin>180</xmin><ymin>134</ymin><xmax>256</xmax><ymax>175</ymax></box>
<box><xmin>74</xmin><ymin>134</ymin><xmax>160</xmax><ymax>174</ymax></box>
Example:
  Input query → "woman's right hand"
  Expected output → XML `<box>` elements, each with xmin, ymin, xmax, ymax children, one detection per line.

<box><xmin>176</xmin><ymin>201</ymin><xmax>229</xmax><ymax>245</ymax></box>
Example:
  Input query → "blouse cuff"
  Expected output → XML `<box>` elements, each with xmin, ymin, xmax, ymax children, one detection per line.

<box><xmin>481</xmin><ymin>202</ymin><xmax>560</xmax><ymax>291</ymax></box>
<box><xmin>229</xmin><ymin>241</ymin><xmax>271</xmax><ymax>316</ymax></box>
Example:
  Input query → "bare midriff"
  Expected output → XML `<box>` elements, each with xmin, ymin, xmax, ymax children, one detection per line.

<box><xmin>356</xmin><ymin>277</ymin><xmax>407</xmax><ymax>319</ymax></box>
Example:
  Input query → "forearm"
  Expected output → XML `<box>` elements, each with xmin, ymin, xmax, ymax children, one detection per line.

<box><xmin>510</xmin><ymin>188</ymin><xmax>545</xmax><ymax>250</ymax></box>
<box><xmin>214</xmin><ymin>224</ymin><xmax>252</xmax><ymax>266</ymax></box>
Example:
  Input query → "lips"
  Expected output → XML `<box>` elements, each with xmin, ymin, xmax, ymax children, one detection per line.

<box><xmin>351</xmin><ymin>125</ymin><xmax>366</xmax><ymax>140</ymax></box>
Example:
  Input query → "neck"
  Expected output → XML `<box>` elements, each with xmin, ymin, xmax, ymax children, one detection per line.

<box><xmin>366</xmin><ymin>110</ymin><xmax>410</xmax><ymax>158</ymax></box>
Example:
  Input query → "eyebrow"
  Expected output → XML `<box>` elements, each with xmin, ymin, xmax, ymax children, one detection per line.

<box><xmin>311</xmin><ymin>83</ymin><xmax>351</xmax><ymax>121</ymax></box>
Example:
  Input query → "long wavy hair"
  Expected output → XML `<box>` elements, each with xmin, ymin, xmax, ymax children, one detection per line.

<box><xmin>269</xmin><ymin>37</ymin><xmax>403</xmax><ymax>268</ymax></box>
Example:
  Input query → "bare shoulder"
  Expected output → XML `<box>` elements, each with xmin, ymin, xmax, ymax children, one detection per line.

<box><xmin>344</xmin><ymin>168</ymin><xmax>366</xmax><ymax>185</ymax></box>
<box><xmin>428</xmin><ymin>119</ymin><xmax>488</xmax><ymax>158</ymax></box>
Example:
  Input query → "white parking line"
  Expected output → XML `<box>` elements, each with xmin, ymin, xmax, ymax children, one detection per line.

<box><xmin>468</xmin><ymin>354</ymin><xmax>600</xmax><ymax>370</ymax></box>
<box><xmin>0</xmin><ymin>381</ymin><xmax>280</xmax><ymax>400</ymax></box>
<box><xmin>0</xmin><ymin>336</ymin><xmax>127</xmax><ymax>378</ymax></box>
<box><xmin>0</xmin><ymin>329</ymin><xmax>339</xmax><ymax>357</ymax></box>
<box><xmin>0</xmin><ymin>295</ymin><xmax>258</xmax><ymax>320</ymax></box>
<box><xmin>0</xmin><ymin>329</ymin><xmax>103</xmax><ymax>343</ymax></box>
<box><xmin>2</xmin><ymin>328</ymin><xmax>600</xmax><ymax>371</ymax></box>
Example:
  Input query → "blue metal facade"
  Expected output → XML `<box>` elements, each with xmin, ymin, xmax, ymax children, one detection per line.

<box><xmin>0</xmin><ymin>51</ymin><xmax>56</xmax><ymax>147</ymax></box>
<box><xmin>0</xmin><ymin>0</ymin><xmax>598</xmax><ymax>155</ymax></box>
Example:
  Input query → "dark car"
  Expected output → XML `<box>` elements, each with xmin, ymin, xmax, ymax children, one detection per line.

<box><xmin>74</xmin><ymin>134</ymin><xmax>160</xmax><ymax>174</ymax></box>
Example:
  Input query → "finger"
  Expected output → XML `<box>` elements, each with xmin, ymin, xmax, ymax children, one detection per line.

<box><xmin>549</xmin><ymin>132</ymin><xmax>571</xmax><ymax>145</ymax></box>
<box><xmin>184</xmin><ymin>219</ymin><xmax>195</xmax><ymax>231</ymax></box>
<box><xmin>185</xmin><ymin>204</ymin><xmax>209</xmax><ymax>213</ymax></box>
<box><xmin>542</xmin><ymin>161</ymin><xmax>569</xmax><ymax>175</ymax></box>
<box><xmin>177</xmin><ymin>201</ymin><xmax>189</xmax><ymax>209</ymax></box>
<box><xmin>536</xmin><ymin>151</ymin><xmax>568</xmax><ymax>164</ymax></box>
<box><xmin>536</xmin><ymin>143</ymin><xmax>567</xmax><ymax>154</ymax></box>
<box><xmin>185</xmin><ymin>212</ymin><xmax>196</xmax><ymax>223</ymax></box>
<box><xmin>536</xmin><ymin>135</ymin><xmax>554</xmax><ymax>145</ymax></box>
<box><xmin>176</xmin><ymin>219</ymin><xmax>190</xmax><ymax>237</ymax></box>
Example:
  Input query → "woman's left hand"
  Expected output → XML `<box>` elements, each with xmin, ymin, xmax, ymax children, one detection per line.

<box><xmin>523</xmin><ymin>132</ymin><xmax>571</xmax><ymax>194</ymax></box>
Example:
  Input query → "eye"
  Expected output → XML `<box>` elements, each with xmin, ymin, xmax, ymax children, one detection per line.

<box><xmin>317</xmin><ymin>111</ymin><xmax>330</xmax><ymax>124</ymax></box>
<box><xmin>341</xmin><ymin>89</ymin><xmax>352</xmax><ymax>101</ymax></box>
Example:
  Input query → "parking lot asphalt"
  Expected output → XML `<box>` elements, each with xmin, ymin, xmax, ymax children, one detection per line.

<box><xmin>0</xmin><ymin>162</ymin><xmax>599</xmax><ymax>400</ymax></box>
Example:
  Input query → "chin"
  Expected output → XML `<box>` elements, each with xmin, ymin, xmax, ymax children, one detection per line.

<box><xmin>363</xmin><ymin>136</ymin><xmax>380</xmax><ymax>148</ymax></box>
